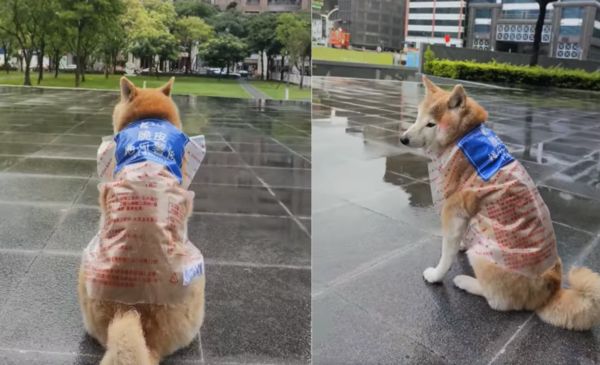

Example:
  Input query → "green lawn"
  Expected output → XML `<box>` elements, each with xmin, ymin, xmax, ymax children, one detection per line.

<box><xmin>0</xmin><ymin>72</ymin><xmax>251</xmax><ymax>99</ymax></box>
<box><xmin>250</xmin><ymin>81</ymin><xmax>311</xmax><ymax>101</ymax></box>
<box><xmin>313</xmin><ymin>46</ymin><xmax>394</xmax><ymax>66</ymax></box>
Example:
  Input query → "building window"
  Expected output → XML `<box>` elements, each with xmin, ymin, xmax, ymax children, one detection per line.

<box><xmin>474</xmin><ymin>24</ymin><xmax>491</xmax><ymax>33</ymax></box>
<box><xmin>409</xmin><ymin>19</ymin><xmax>460</xmax><ymax>26</ymax></box>
<box><xmin>559</xmin><ymin>25</ymin><xmax>581</xmax><ymax>36</ymax></box>
<box><xmin>501</xmin><ymin>10</ymin><xmax>538</xmax><ymax>19</ymax></box>
<box><xmin>475</xmin><ymin>9</ymin><xmax>492</xmax><ymax>18</ymax></box>
<box><xmin>562</xmin><ymin>7</ymin><xmax>583</xmax><ymax>18</ymax></box>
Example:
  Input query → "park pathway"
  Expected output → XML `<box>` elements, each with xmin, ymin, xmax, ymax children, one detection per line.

<box><xmin>239</xmin><ymin>79</ymin><xmax>271</xmax><ymax>100</ymax></box>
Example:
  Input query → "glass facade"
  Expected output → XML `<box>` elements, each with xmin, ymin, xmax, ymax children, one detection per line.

<box><xmin>475</xmin><ymin>24</ymin><xmax>491</xmax><ymax>33</ymax></box>
<box><xmin>562</xmin><ymin>7</ymin><xmax>583</xmax><ymax>18</ymax></box>
<box><xmin>475</xmin><ymin>9</ymin><xmax>493</xmax><ymax>18</ymax></box>
<box><xmin>559</xmin><ymin>25</ymin><xmax>581</xmax><ymax>36</ymax></box>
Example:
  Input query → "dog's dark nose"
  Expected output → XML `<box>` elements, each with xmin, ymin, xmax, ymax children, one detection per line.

<box><xmin>400</xmin><ymin>136</ymin><xmax>409</xmax><ymax>145</ymax></box>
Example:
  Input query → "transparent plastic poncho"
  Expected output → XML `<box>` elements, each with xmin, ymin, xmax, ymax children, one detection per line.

<box><xmin>428</xmin><ymin>125</ymin><xmax>558</xmax><ymax>277</ymax></box>
<box><xmin>82</xmin><ymin>120</ymin><xmax>206</xmax><ymax>304</ymax></box>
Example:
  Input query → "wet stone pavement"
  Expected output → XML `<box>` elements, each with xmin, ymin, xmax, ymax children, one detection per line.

<box><xmin>0</xmin><ymin>87</ymin><xmax>310</xmax><ymax>364</ymax></box>
<box><xmin>312</xmin><ymin>77</ymin><xmax>600</xmax><ymax>365</ymax></box>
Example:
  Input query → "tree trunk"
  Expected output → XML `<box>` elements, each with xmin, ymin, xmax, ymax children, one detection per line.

<box><xmin>186</xmin><ymin>44</ymin><xmax>191</xmax><ymax>74</ymax></box>
<box><xmin>299</xmin><ymin>57</ymin><xmax>304</xmax><ymax>89</ymax></box>
<box><xmin>3</xmin><ymin>42</ymin><xmax>9</xmax><ymax>74</ymax></box>
<box><xmin>75</xmin><ymin>22</ymin><xmax>83</xmax><ymax>87</ymax></box>
<box><xmin>54</xmin><ymin>50</ymin><xmax>60</xmax><ymax>78</ymax></box>
<box><xmin>530</xmin><ymin>0</ymin><xmax>547</xmax><ymax>67</ymax></box>
<box><xmin>280</xmin><ymin>56</ymin><xmax>284</xmax><ymax>82</ymax></box>
<box><xmin>37</xmin><ymin>38</ymin><xmax>45</xmax><ymax>85</ymax></box>
<box><xmin>260</xmin><ymin>50</ymin><xmax>264</xmax><ymax>80</ymax></box>
<box><xmin>23</xmin><ymin>52</ymin><xmax>32</xmax><ymax>86</ymax></box>
<box><xmin>81</xmin><ymin>52</ymin><xmax>87</xmax><ymax>82</ymax></box>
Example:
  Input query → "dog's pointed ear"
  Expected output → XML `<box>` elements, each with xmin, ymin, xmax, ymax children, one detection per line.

<box><xmin>448</xmin><ymin>84</ymin><xmax>466</xmax><ymax>109</ymax></box>
<box><xmin>160</xmin><ymin>77</ymin><xmax>175</xmax><ymax>97</ymax></box>
<box><xmin>120</xmin><ymin>77</ymin><xmax>137</xmax><ymax>101</ymax></box>
<box><xmin>422</xmin><ymin>75</ymin><xmax>441</xmax><ymax>94</ymax></box>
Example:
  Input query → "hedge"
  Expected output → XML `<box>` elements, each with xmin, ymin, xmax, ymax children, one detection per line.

<box><xmin>423</xmin><ymin>47</ymin><xmax>600</xmax><ymax>91</ymax></box>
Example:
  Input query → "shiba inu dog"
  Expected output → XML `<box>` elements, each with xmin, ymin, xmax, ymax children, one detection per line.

<box><xmin>78</xmin><ymin>77</ymin><xmax>205</xmax><ymax>364</ymax></box>
<box><xmin>400</xmin><ymin>76</ymin><xmax>600</xmax><ymax>330</ymax></box>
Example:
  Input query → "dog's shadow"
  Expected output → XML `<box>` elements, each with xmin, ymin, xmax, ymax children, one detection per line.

<box><xmin>73</xmin><ymin>332</ymin><xmax>205</xmax><ymax>364</ymax></box>
<box><xmin>73</xmin><ymin>333</ymin><xmax>104</xmax><ymax>364</ymax></box>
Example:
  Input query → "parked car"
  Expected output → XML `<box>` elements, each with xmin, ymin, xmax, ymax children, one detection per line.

<box><xmin>59</xmin><ymin>64</ymin><xmax>77</xmax><ymax>70</ymax></box>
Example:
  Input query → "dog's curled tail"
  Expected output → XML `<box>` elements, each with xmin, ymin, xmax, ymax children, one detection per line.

<box><xmin>536</xmin><ymin>267</ymin><xmax>600</xmax><ymax>331</ymax></box>
<box><xmin>100</xmin><ymin>310</ymin><xmax>158</xmax><ymax>365</ymax></box>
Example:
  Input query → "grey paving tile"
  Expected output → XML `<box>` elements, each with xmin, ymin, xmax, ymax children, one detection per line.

<box><xmin>0</xmin><ymin>175</ymin><xmax>88</xmax><ymax>203</ymax></box>
<box><xmin>188</xmin><ymin>214</ymin><xmax>309</xmax><ymax>267</ymax></box>
<box><xmin>0</xmin><ymin>252</ymin><xmax>36</xmax><ymax>309</ymax></box>
<box><xmin>196</xmin><ymin>264</ymin><xmax>310</xmax><ymax>364</ymax></box>
<box><xmin>271</xmin><ymin>187</ymin><xmax>311</xmax><ymax>217</ymax></box>
<box><xmin>0</xmin><ymin>255</ymin><xmax>89</xmax><ymax>353</ymax></box>
<box><xmin>46</xmin><ymin>207</ymin><xmax>100</xmax><ymax>252</ymax></box>
<box><xmin>0</xmin><ymin>204</ymin><xmax>64</xmax><ymax>249</ymax></box>
<box><xmin>189</xmin><ymin>185</ymin><xmax>288</xmax><ymax>216</ymax></box>
<box><xmin>191</xmin><ymin>165</ymin><xmax>261</xmax><ymax>186</ymax></box>
<box><xmin>5</xmin><ymin>157</ymin><xmax>96</xmax><ymax>177</ymax></box>
<box><xmin>312</xmin><ymin>202</ymin><xmax>432</xmax><ymax>294</ymax></box>
<box><xmin>539</xmin><ymin>186</ymin><xmax>600</xmax><ymax>234</ymax></box>
<box><xmin>319</xmin><ymin>238</ymin><xmax>532</xmax><ymax>365</ymax></box>
<box><xmin>492</xmin><ymin>319</ymin><xmax>600</xmax><ymax>365</ymax></box>
<box><xmin>313</xmin><ymin>291</ymin><xmax>447</xmax><ymax>365</ymax></box>
<box><xmin>251</xmin><ymin>166</ymin><xmax>311</xmax><ymax>188</ymax></box>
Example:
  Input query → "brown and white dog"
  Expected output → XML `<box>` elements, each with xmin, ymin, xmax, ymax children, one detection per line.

<box><xmin>401</xmin><ymin>76</ymin><xmax>600</xmax><ymax>330</ymax></box>
<box><xmin>78</xmin><ymin>77</ymin><xmax>205</xmax><ymax>364</ymax></box>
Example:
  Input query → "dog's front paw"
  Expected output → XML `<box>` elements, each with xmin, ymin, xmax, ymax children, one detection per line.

<box><xmin>423</xmin><ymin>267</ymin><xmax>443</xmax><ymax>284</ymax></box>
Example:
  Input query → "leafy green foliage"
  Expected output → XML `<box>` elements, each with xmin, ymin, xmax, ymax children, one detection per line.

<box><xmin>426</xmin><ymin>57</ymin><xmax>600</xmax><ymax>91</ymax></box>
<box><xmin>275</xmin><ymin>13</ymin><xmax>310</xmax><ymax>64</ymax></box>
<box><xmin>199</xmin><ymin>34</ymin><xmax>248</xmax><ymax>72</ymax></box>
<box><xmin>209</xmin><ymin>10</ymin><xmax>248</xmax><ymax>38</ymax></box>
<box><xmin>174</xmin><ymin>0</ymin><xmax>218</xmax><ymax>19</ymax></box>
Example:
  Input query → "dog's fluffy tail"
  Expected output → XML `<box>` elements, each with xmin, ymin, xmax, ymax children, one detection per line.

<box><xmin>536</xmin><ymin>267</ymin><xmax>600</xmax><ymax>330</ymax></box>
<box><xmin>100</xmin><ymin>310</ymin><xmax>158</xmax><ymax>365</ymax></box>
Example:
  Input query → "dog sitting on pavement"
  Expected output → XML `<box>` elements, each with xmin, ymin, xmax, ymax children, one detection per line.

<box><xmin>400</xmin><ymin>76</ymin><xmax>600</xmax><ymax>330</ymax></box>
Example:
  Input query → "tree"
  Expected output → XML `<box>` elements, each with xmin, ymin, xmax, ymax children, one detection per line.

<box><xmin>0</xmin><ymin>25</ymin><xmax>15</xmax><ymax>74</ymax></box>
<box><xmin>175</xmin><ymin>0</ymin><xmax>218</xmax><ymax>19</ymax></box>
<box><xmin>35</xmin><ymin>0</ymin><xmax>63</xmax><ymax>84</ymax></box>
<box><xmin>199</xmin><ymin>34</ymin><xmax>248</xmax><ymax>77</ymax></box>
<box><xmin>209</xmin><ymin>10</ymin><xmax>248</xmax><ymax>38</ymax></box>
<box><xmin>174</xmin><ymin>16</ymin><xmax>213</xmax><ymax>74</ymax></box>
<box><xmin>530</xmin><ymin>0</ymin><xmax>556</xmax><ymax>66</ymax></box>
<box><xmin>97</xmin><ymin>17</ymin><xmax>127</xmax><ymax>78</ymax></box>
<box><xmin>124</xmin><ymin>0</ymin><xmax>176</xmax><ymax>73</ymax></box>
<box><xmin>0</xmin><ymin>0</ymin><xmax>43</xmax><ymax>85</ymax></box>
<box><xmin>276</xmin><ymin>13</ymin><xmax>311</xmax><ymax>88</ymax></box>
<box><xmin>247</xmin><ymin>13</ymin><xmax>278</xmax><ymax>80</ymax></box>
<box><xmin>60</xmin><ymin>0</ymin><xmax>124</xmax><ymax>87</ymax></box>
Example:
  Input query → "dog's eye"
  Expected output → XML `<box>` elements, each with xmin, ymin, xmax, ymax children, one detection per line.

<box><xmin>426</xmin><ymin>122</ymin><xmax>436</xmax><ymax>128</ymax></box>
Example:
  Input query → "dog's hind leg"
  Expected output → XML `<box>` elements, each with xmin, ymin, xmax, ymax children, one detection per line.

<box><xmin>453</xmin><ymin>275</ymin><xmax>483</xmax><ymax>296</ymax></box>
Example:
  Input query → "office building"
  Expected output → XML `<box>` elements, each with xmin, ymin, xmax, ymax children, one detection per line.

<box><xmin>213</xmin><ymin>0</ymin><xmax>310</xmax><ymax>13</ymax></box>
<box><xmin>467</xmin><ymin>0</ymin><xmax>600</xmax><ymax>61</ymax></box>
<box><xmin>405</xmin><ymin>0</ymin><xmax>468</xmax><ymax>48</ymax></box>
<box><xmin>338</xmin><ymin>0</ymin><xmax>406</xmax><ymax>50</ymax></box>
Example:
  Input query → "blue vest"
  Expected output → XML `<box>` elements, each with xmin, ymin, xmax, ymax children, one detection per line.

<box><xmin>457</xmin><ymin>125</ymin><xmax>515</xmax><ymax>182</ymax></box>
<box><xmin>114</xmin><ymin>119</ymin><xmax>188</xmax><ymax>183</ymax></box>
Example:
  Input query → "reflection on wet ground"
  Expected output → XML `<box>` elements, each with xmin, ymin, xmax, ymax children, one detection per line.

<box><xmin>312</xmin><ymin>77</ymin><xmax>600</xmax><ymax>365</ymax></box>
<box><xmin>0</xmin><ymin>87</ymin><xmax>310</xmax><ymax>364</ymax></box>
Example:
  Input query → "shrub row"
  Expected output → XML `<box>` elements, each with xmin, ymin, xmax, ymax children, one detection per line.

<box><xmin>423</xmin><ymin>48</ymin><xmax>600</xmax><ymax>91</ymax></box>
